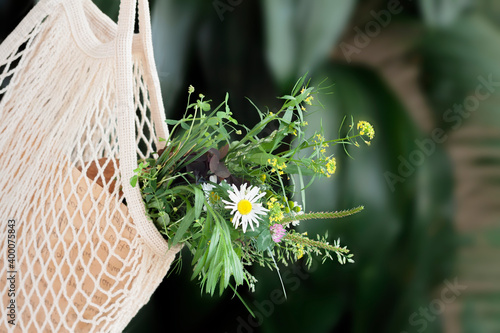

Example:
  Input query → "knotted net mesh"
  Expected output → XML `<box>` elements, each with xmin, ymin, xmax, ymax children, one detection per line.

<box><xmin>0</xmin><ymin>1</ymin><xmax>179</xmax><ymax>332</ymax></box>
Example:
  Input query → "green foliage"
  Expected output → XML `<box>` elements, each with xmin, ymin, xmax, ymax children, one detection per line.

<box><xmin>261</xmin><ymin>0</ymin><xmax>356</xmax><ymax>87</ymax></box>
<box><xmin>132</xmin><ymin>79</ymin><xmax>373</xmax><ymax>297</ymax></box>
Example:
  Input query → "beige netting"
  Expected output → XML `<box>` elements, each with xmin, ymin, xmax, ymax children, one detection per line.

<box><xmin>0</xmin><ymin>0</ymin><xmax>180</xmax><ymax>332</ymax></box>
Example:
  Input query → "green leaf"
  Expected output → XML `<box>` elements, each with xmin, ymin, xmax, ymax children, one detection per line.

<box><xmin>146</xmin><ymin>200</ymin><xmax>163</xmax><ymax>211</ymax></box>
<box><xmin>171</xmin><ymin>206</ymin><xmax>195</xmax><ymax>246</ymax></box>
<box><xmin>165</xmin><ymin>119</ymin><xmax>179</xmax><ymax>125</ymax></box>
<box><xmin>282</xmin><ymin>106</ymin><xmax>294</xmax><ymax>124</ymax></box>
<box><xmin>262</xmin><ymin>0</ymin><xmax>356</xmax><ymax>87</ymax></box>
<box><xmin>143</xmin><ymin>186</ymin><xmax>154</xmax><ymax>194</ymax></box>
<box><xmin>192</xmin><ymin>220</ymin><xmax>220</xmax><ymax>278</ymax></box>
<box><xmin>259</xmin><ymin>132</ymin><xmax>287</xmax><ymax>153</ymax></box>
<box><xmin>191</xmin><ymin>225</ymin><xmax>211</xmax><ymax>266</ymax></box>
<box><xmin>256</xmin><ymin>228</ymin><xmax>273</xmax><ymax>252</ymax></box>
<box><xmin>193</xmin><ymin>187</ymin><xmax>204</xmax><ymax>219</ymax></box>
<box><xmin>207</xmin><ymin>261</ymin><xmax>224</xmax><ymax>295</ymax></box>
<box><xmin>206</xmin><ymin>117</ymin><xmax>219</xmax><ymax>126</ymax></box>
<box><xmin>199</xmin><ymin>101</ymin><xmax>211</xmax><ymax>111</ymax></box>
<box><xmin>248</xmin><ymin>153</ymin><xmax>275</xmax><ymax>166</ymax></box>
<box><xmin>157</xmin><ymin>213</ymin><xmax>170</xmax><ymax>227</ymax></box>
<box><xmin>285</xmin><ymin>163</ymin><xmax>316</xmax><ymax>176</ymax></box>
<box><xmin>245</xmin><ymin>221</ymin><xmax>270</xmax><ymax>238</ymax></box>
<box><xmin>151</xmin><ymin>0</ymin><xmax>204</xmax><ymax>112</ymax></box>
<box><xmin>130</xmin><ymin>175</ymin><xmax>138</xmax><ymax>187</ymax></box>
<box><xmin>419</xmin><ymin>0</ymin><xmax>468</xmax><ymax>26</ymax></box>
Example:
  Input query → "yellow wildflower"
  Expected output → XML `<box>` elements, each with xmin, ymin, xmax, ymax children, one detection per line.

<box><xmin>267</xmin><ymin>197</ymin><xmax>285</xmax><ymax>223</ymax></box>
<box><xmin>268</xmin><ymin>158</ymin><xmax>286</xmax><ymax>174</ymax></box>
<box><xmin>208</xmin><ymin>191</ymin><xmax>220</xmax><ymax>205</ymax></box>
<box><xmin>297</xmin><ymin>245</ymin><xmax>304</xmax><ymax>259</ymax></box>
<box><xmin>357</xmin><ymin>121</ymin><xmax>375</xmax><ymax>140</ymax></box>
<box><xmin>305</xmin><ymin>96</ymin><xmax>314</xmax><ymax>105</ymax></box>
<box><xmin>326</xmin><ymin>157</ymin><xmax>336</xmax><ymax>177</ymax></box>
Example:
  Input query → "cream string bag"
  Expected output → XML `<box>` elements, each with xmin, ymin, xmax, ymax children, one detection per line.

<box><xmin>0</xmin><ymin>0</ymin><xmax>181</xmax><ymax>331</ymax></box>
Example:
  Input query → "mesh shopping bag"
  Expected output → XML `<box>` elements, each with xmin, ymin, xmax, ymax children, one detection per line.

<box><xmin>0</xmin><ymin>0</ymin><xmax>181</xmax><ymax>331</ymax></box>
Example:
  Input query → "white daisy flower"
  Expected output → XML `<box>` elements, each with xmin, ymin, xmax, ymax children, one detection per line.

<box><xmin>201</xmin><ymin>175</ymin><xmax>217</xmax><ymax>194</ymax></box>
<box><xmin>222</xmin><ymin>183</ymin><xmax>268</xmax><ymax>232</ymax></box>
<box><xmin>201</xmin><ymin>175</ymin><xmax>219</xmax><ymax>210</ymax></box>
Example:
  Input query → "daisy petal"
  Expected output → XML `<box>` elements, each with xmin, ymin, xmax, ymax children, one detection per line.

<box><xmin>223</xmin><ymin>184</ymin><xmax>268</xmax><ymax>233</ymax></box>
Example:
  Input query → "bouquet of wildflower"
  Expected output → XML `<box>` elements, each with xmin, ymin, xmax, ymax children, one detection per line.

<box><xmin>131</xmin><ymin>77</ymin><xmax>374</xmax><ymax>298</ymax></box>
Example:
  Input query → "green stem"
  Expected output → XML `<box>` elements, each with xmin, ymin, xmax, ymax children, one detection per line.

<box><xmin>296</xmin><ymin>134</ymin><xmax>363</xmax><ymax>151</ymax></box>
<box><xmin>279</xmin><ymin>206</ymin><xmax>364</xmax><ymax>225</ymax></box>
<box><xmin>231</xmin><ymin>115</ymin><xmax>278</xmax><ymax>151</ymax></box>
<box><xmin>285</xmin><ymin>233</ymin><xmax>350</xmax><ymax>254</ymax></box>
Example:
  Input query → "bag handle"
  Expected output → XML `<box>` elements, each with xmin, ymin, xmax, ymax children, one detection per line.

<box><xmin>116</xmin><ymin>0</ymin><xmax>139</xmax><ymax>39</ymax></box>
<box><xmin>116</xmin><ymin>0</ymin><xmax>167</xmax><ymax>145</ymax></box>
<box><xmin>115</xmin><ymin>0</ymin><xmax>170</xmax><ymax>255</ymax></box>
<box><xmin>136</xmin><ymin>0</ymin><xmax>170</xmax><ymax>146</ymax></box>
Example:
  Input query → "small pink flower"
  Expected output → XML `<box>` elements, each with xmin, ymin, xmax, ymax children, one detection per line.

<box><xmin>270</xmin><ymin>224</ymin><xmax>286</xmax><ymax>243</ymax></box>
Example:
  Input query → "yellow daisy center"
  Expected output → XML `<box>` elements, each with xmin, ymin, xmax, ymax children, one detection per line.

<box><xmin>237</xmin><ymin>199</ymin><xmax>253</xmax><ymax>215</ymax></box>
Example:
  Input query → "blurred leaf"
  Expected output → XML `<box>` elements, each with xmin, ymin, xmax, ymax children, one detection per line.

<box><xmin>256</xmin><ymin>64</ymin><xmax>454</xmax><ymax>333</ymax></box>
<box><xmin>151</xmin><ymin>0</ymin><xmax>204</xmax><ymax>112</ymax></box>
<box><xmin>92</xmin><ymin>0</ymin><xmax>119</xmax><ymax>22</ymax></box>
<box><xmin>261</xmin><ymin>0</ymin><xmax>356</xmax><ymax>88</ymax></box>
<box><xmin>419</xmin><ymin>0</ymin><xmax>472</xmax><ymax>26</ymax></box>
<box><xmin>422</xmin><ymin>12</ymin><xmax>500</xmax><ymax>332</ymax></box>
<box><xmin>422</xmin><ymin>14</ymin><xmax>500</xmax><ymax>128</ymax></box>
<box><xmin>474</xmin><ymin>0</ymin><xmax>500</xmax><ymax>28</ymax></box>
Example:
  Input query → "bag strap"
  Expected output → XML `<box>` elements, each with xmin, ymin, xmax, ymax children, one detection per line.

<box><xmin>117</xmin><ymin>0</ymin><xmax>167</xmax><ymax>146</ymax></box>
<box><xmin>115</xmin><ymin>0</ymin><xmax>170</xmax><ymax>255</ymax></box>
<box><xmin>136</xmin><ymin>0</ymin><xmax>170</xmax><ymax>147</ymax></box>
